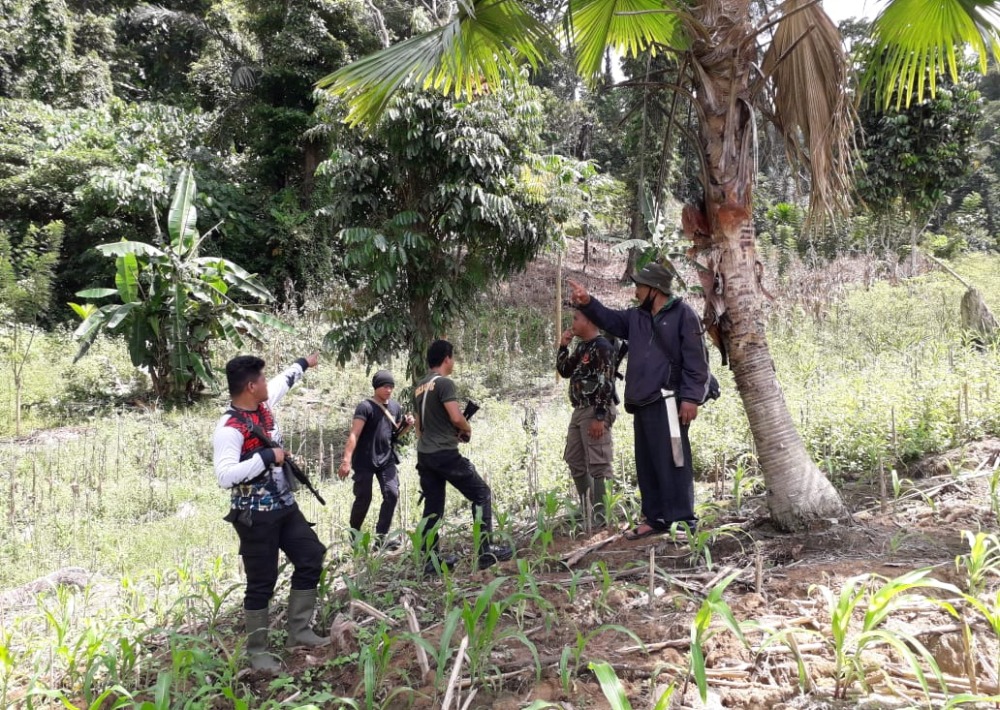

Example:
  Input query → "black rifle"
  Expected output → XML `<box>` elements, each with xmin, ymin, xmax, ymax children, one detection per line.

<box><xmin>246</xmin><ymin>422</ymin><xmax>327</xmax><ymax>506</ymax></box>
<box><xmin>457</xmin><ymin>400</ymin><xmax>479</xmax><ymax>442</ymax></box>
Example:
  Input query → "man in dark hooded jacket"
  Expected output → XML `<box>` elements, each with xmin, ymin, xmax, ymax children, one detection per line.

<box><xmin>567</xmin><ymin>263</ymin><xmax>710</xmax><ymax>539</ymax></box>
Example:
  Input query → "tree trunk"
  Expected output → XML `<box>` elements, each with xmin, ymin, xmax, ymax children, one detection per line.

<box><xmin>690</xmin><ymin>0</ymin><xmax>845</xmax><ymax>529</ymax></box>
<box><xmin>621</xmin><ymin>206</ymin><xmax>641</xmax><ymax>283</ymax></box>
<box><xmin>408</xmin><ymin>294</ymin><xmax>433</xmax><ymax>383</ymax></box>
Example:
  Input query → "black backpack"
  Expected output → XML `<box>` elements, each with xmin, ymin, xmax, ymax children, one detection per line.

<box><xmin>649</xmin><ymin>313</ymin><xmax>721</xmax><ymax>405</ymax></box>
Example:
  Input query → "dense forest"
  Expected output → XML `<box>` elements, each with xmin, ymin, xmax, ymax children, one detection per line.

<box><xmin>3</xmin><ymin>0</ymin><xmax>998</xmax><ymax>367</ymax></box>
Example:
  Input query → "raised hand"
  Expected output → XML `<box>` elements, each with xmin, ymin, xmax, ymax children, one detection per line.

<box><xmin>566</xmin><ymin>278</ymin><xmax>590</xmax><ymax>306</ymax></box>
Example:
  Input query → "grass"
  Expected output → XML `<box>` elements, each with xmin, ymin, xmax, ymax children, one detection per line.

<box><xmin>0</xmin><ymin>252</ymin><xmax>999</xmax><ymax>706</ymax></box>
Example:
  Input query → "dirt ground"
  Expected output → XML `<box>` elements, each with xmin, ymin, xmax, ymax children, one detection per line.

<box><xmin>258</xmin><ymin>438</ymin><xmax>1000</xmax><ymax>709</ymax></box>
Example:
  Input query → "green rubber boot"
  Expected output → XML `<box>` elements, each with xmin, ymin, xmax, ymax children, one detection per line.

<box><xmin>285</xmin><ymin>589</ymin><xmax>331</xmax><ymax>649</ymax></box>
<box><xmin>592</xmin><ymin>477</ymin><xmax>608</xmax><ymax>527</ymax></box>
<box><xmin>572</xmin><ymin>474</ymin><xmax>592</xmax><ymax>520</ymax></box>
<box><xmin>245</xmin><ymin>607</ymin><xmax>280</xmax><ymax>672</ymax></box>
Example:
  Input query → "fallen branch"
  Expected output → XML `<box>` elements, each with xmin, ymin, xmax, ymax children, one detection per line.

<box><xmin>563</xmin><ymin>534</ymin><xmax>621</xmax><ymax>567</ymax></box>
<box><xmin>403</xmin><ymin>598</ymin><xmax>431</xmax><ymax>679</ymax></box>
<box><xmin>442</xmin><ymin>635</ymin><xmax>468</xmax><ymax>710</ymax></box>
<box><xmin>458</xmin><ymin>666</ymin><xmax>533</xmax><ymax>689</ymax></box>
<box><xmin>349</xmin><ymin>600</ymin><xmax>396</xmax><ymax>626</ymax></box>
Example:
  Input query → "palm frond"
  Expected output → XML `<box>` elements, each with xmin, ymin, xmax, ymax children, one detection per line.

<box><xmin>865</xmin><ymin>0</ymin><xmax>1000</xmax><ymax>109</ymax></box>
<box><xmin>762</xmin><ymin>0</ymin><xmax>854</xmax><ymax>222</ymax></box>
<box><xmin>317</xmin><ymin>0</ymin><xmax>554</xmax><ymax>128</ymax></box>
<box><xmin>568</xmin><ymin>0</ymin><xmax>687</xmax><ymax>83</ymax></box>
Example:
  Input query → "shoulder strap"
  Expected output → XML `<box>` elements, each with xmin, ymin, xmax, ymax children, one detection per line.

<box><xmin>419</xmin><ymin>375</ymin><xmax>442</xmax><ymax>432</ymax></box>
<box><xmin>227</xmin><ymin>408</ymin><xmax>276</xmax><ymax>448</ymax></box>
<box><xmin>367</xmin><ymin>397</ymin><xmax>400</xmax><ymax>430</ymax></box>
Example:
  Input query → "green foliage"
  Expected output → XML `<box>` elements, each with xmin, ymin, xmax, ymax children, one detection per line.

<box><xmin>70</xmin><ymin>168</ymin><xmax>290</xmax><ymax>400</ymax></box>
<box><xmin>688</xmin><ymin>570</ymin><xmax>748</xmax><ymax>702</ymax></box>
<box><xmin>316</xmin><ymin>86</ymin><xmax>555</xmax><ymax>379</ymax></box>
<box><xmin>856</xmin><ymin>73</ymin><xmax>983</xmax><ymax>224</ymax></box>
<box><xmin>0</xmin><ymin>0</ymin><xmax>114</xmax><ymax>107</ymax></box>
<box><xmin>0</xmin><ymin>220</ymin><xmax>64</xmax><ymax>433</ymax></box>
<box><xmin>811</xmin><ymin>569</ymin><xmax>960</xmax><ymax>700</ymax></box>
<box><xmin>0</xmin><ymin>97</ymin><xmax>221</xmax><ymax>306</ymax></box>
<box><xmin>955</xmin><ymin>530</ymin><xmax>1000</xmax><ymax>596</ymax></box>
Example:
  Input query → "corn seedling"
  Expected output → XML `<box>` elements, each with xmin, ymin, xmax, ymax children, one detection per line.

<box><xmin>687</xmin><ymin>569</ymin><xmax>749</xmax><ymax>702</ymax></box>
<box><xmin>588</xmin><ymin>661</ymin><xmax>633</xmax><ymax>710</ymax></box>
<box><xmin>961</xmin><ymin>588</ymin><xmax>1000</xmax><ymax>696</ymax></box>
<box><xmin>568</xmin><ymin>624</ymin><xmax>643</xmax><ymax>680</ymax></box>
<box><xmin>728</xmin><ymin>454</ymin><xmax>762</xmax><ymax>515</ymax></box>
<box><xmin>811</xmin><ymin>568</ymin><xmax>960</xmax><ymax>701</ymax></box>
<box><xmin>591</xmin><ymin>561</ymin><xmax>615</xmax><ymax>613</ymax></box>
<box><xmin>565</xmin><ymin>568</ymin><xmax>588</xmax><ymax>605</ymax></box>
<box><xmin>990</xmin><ymin>466</ymin><xmax>1000</xmax><ymax>518</ymax></box>
<box><xmin>29</xmin><ymin>684</ymin><xmax>136</xmax><ymax>709</ymax></box>
<box><xmin>955</xmin><ymin>530</ymin><xmax>1000</xmax><ymax>595</ymax></box>
<box><xmin>356</xmin><ymin>626</ymin><xmax>412</xmax><ymax>710</ymax></box>
<box><xmin>404</xmin><ymin>606</ymin><xmax>462</xmax><ymax>692</ymax></box>
<box><xmin>458</xmin><ymin>577</ymin><xmax>542</xmax><ymax>685</ymax></box>
<box><xmin>670</xmin><ymin>520</ymin><xmax>746</xmax><ymax>571</ymax></box>
<box><xmin>751</xmin><ymin>622</ymin><xmax>824</xmax><ymax>693</ymax></box>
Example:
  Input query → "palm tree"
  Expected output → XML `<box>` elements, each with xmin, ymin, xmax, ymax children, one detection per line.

<box><xmin>317</xmin><ymin>0</ymin><xmax>1000</xmax><ymax>529</ymax></box>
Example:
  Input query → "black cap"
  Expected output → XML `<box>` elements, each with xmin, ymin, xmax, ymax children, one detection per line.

<box><xmin>372</xmin><ymin>370</ymin><xmax>395</xmax><ymax>389</ymax></box>
<box><xmin>630</xmin><ymin>263</ymin><xmax>674</xmax><ymax>295</ymax></box>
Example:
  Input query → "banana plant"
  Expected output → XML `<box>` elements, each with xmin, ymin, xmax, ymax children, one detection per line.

<box><xmin>70</xmin><ymin>167</ymin><xmax>292</xmax><ymax>401</ymax></box>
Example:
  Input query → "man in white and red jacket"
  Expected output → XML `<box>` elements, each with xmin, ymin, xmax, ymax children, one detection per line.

<box><xmin>213</xmin><ymin>352</ymin><xmax>328</xmax><ymax>672</ymax></box>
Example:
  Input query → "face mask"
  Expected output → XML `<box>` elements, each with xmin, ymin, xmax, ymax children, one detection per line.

<box><xmin>639</xmin><ymin>289</ymin><xmax>656</xmax><ymax>312</ymax></box>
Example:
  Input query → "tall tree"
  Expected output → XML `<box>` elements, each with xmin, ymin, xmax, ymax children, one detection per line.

<box><xmin>315</xmin><ymin>85</ymin><xmax>553</xmax><ymax>379</ymax></box>
<box><xmin>319</xmin><ymin>0</ymin><xmax>1000</xmax><ymax>529</ymax></box>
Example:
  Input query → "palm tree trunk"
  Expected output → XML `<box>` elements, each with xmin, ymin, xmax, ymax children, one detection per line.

<box><xmin>719</xmin><ymin>222</ymin><xmax>845</xmax><ymax>526</ymax></box>
<box><xmin>691</xmin><ymin>0</ymin><xmax>845</xmax><ymax>529</ymax></box>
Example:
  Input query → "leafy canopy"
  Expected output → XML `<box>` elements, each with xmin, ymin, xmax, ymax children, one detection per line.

<box><xmin>316</xmin><ymin>85</ymin><xmax>555</xmax><ymax>378</ymax></box>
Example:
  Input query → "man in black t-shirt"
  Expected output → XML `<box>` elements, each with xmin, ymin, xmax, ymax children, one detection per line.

<box><xmin>413</xmin><ymin>340</ymin><xmax>513</xmax><ymax>574</ymax></box>
<box><xmin>338</xmin><ymin>370</ymin><xmax>413</xmax><ymax>548</ymax></box>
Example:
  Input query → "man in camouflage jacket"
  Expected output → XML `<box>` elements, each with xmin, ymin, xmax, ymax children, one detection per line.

<box><xmin>557</xmin><ymin>308</ymin><xmax>617</xmax><ymax>526</ymax></box>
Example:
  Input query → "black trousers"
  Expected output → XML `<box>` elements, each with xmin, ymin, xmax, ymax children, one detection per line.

<box><xmin>230</xmin><ymin>504</ymin><xmax>326</xmax><ymax>610</ymax></box>
<box><xmin>632</xmin><ymin>399</ymin><xmax>697</xmax><ymax>529</ymax></box>
<box><xmin>416</xmin><ymin>449</ymin><xmax>492</xmax><ymax>552</ymax></box>
<box><xmin>349</xmin><ymin>464</ymin><xmax>399</xmax><ymax>536</ymax></box>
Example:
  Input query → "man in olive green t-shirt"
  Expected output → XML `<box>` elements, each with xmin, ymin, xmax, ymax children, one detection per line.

<box><xmin>413</xmin><ymin>339</ymin><xmax>513</xmax><ymax>574</ymax></box>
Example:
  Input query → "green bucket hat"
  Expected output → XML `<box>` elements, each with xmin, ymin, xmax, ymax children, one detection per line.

<box><xmin>630</xmin><ymin>263</ymin><xmax>674</xmax><ymax>295</ymax></box>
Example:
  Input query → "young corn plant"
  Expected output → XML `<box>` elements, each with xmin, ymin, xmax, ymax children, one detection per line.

<box><xmin>588</xmin><ymin>661</ymin><xmax>633</xmax><ymax>710</ymax></box>
<box><xmin>457</xmin><ymin>577</ymin><xmax>542</xmax><ymax>686</ymax></box>
<box><xmin>751</xmin><ymin>622</ymin><xmax>825</xmax><ymax>694</ymax></box>
<box><xmin>955</xmin><ymin>530</ymin><xmax>1000</xmax><ymax>596</ymax></box>
<box><xmin>989</xmin><ymin>466</ymin><xmax>1000</xmax><ymax>518</ymax></box>
<box><xmin>405</xmin><ymin>606</ymin><xmax>462</xmax><ymax>694</ymax></box>
<box><xmin>356</xmin><ymin>626</ymin><xmax>413</xmax><ymax>710</ymax></box>
<box><xmin>687</xmin><ymin>570</ymin><xmax>749</xmax><ymax>703</ymax></box>
<box><xmin>559</xmin><ymin>624</ymin><xmax>644</xmax><ymax>693</ymax></box>
<box><xmin>960</xmin><ymin>588</ymin><xmax>1000</xmax><ymax>702</ymax></box>
<box><xmin>670</xmin><ymin>520</ymin><xmax>746</xmax><ymax>571</ymax></box>
<box><xmin>586</xmin><ymin>661</ymin><xmax>676</xmax><ymax>710</ymax></box>
<box><xmin>728</xmin><ymin>454</ymin><xmax>763</xmax><ymax>515</ymax></box>
<box><xmin>811</xmin><ymin>569</ymin><xmax>960</xmax><ymax>701</ymax></box>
